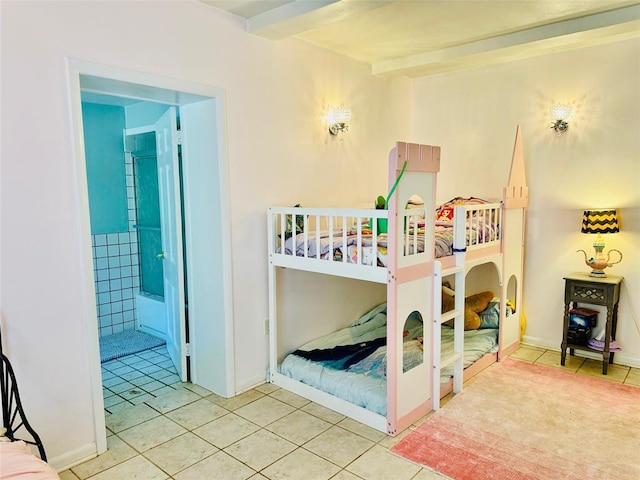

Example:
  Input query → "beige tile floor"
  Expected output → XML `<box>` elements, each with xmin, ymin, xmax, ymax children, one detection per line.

<box><xmin>59</xmin><ymin>344</ymin><xmax>639</xmax><ymax>480</ymax></box>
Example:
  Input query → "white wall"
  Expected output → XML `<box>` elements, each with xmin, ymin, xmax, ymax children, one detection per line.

<box><xmin>0</xmin><ymin>1</ymin><xmax>409</xmax><ymax>467</ymax></box>
<box><xmin>411</xmin><ymin>38</ymin><xmax>640</xmax><ymax>367</ymax></box>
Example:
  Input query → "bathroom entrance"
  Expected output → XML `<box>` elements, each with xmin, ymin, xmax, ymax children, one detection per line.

<box><xmin>68</xmin><ymin>59</ymin><xmax>235</xmax><ymax>455</ymax></box>
<box><xmin>82</xmin><ymin>100</ymin><xmax>186</xmax><ymax>379</ymax></box>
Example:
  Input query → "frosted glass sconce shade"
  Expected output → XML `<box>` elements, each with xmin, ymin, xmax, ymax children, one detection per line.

<box><xmin>327</xmin><ymin>107</ymin><xmax>352</xmax><ymax>135</ymax></box>
<box><xmin>550</xmin><ymin>104</ymin><xmax>572</xmax><ymax>134</ymax></box>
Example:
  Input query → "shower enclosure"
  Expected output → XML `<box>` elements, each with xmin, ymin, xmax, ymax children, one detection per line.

<box><xmin>126</xmin><ymin>131</ymin><xmax>167</xmax><ymax>339</ymax></box>
<box><xmin>131</xmin><ymin>133</ymin><xmax>164</xmax><ymax>299</ymax></box>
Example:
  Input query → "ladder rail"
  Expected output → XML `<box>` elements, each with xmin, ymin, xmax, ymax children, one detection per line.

<box><xmin>433</xmin><ymin>223</ymin><xmax>466</xmax><ymax>410</ymax></box>
<box><xmin>433</xmin><ymin>261</ymin><xmax>443</xmax><ymax>411</ymax></box>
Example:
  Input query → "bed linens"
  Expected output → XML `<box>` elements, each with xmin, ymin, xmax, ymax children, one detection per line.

<box><xmin>0</xmin><ymin>439</ymin><xmax>60</xmax><ymax>480</ymax></box>
<box><xmin>439</xmin><ymin>326</ymin><xmax>498</xmax><ymax>380</ymax></box>
<box><xmin>275</xmin><ymin>197</ymin><xmax>499</xmax><ymax>266</ymax></box>
<box><xmin>278</xmin><ymin>303</ymin><xmax>498</xmax><ymax>416</ymax></box>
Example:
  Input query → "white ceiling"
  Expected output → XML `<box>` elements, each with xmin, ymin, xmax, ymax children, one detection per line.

<box><xmin>201</xmin><ymin>0</ymin><xmax>640</xmax><ymax>77</ymax></box>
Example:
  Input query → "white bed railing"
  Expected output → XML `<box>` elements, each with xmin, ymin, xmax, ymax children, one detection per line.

<box><xmin>268</xmin><ymin>206</ymin><xmax>388</xmax><ymax>282</ymax></box>
<box><xmin>461</xmin><ymin>203</ymin><xmax>502</xmax><ymax>252</ymax></box>
<box><xmin>268</xmin><ymin>202</ymin><xmax>502</xmax><ymax>281</ymax></box>
<box><xmin>269</xmin><ymin>206</ymin><xmax>383</xmax><ymax>263</ymax></box>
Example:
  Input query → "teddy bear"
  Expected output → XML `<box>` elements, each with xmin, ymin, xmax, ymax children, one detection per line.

<box><xmin>441</xmin><ymin>284</ymin><xmax>494</xmax><ymax>330</ymax></box>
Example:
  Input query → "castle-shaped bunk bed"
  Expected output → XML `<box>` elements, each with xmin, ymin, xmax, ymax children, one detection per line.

<box><xmin>267</xmin><ymin>127</ymin><xmax>528</xmax><ymax>435</ymax></box>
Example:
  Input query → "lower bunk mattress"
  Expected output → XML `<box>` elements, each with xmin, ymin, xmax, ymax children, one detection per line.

<box><xmin>278</xmin><ymin>303</ymin><xmax>498</xmax><ymax>416</ymax></box>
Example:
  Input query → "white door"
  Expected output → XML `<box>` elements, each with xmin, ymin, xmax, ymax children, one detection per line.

<box><xmin>180</xmin><ymin>99</ymin><xmax>234</xmax><ymax>395</ymax></box>
<box><xmin>155</xmin><ymin>107</ymin><xmax>187</xmax><ymax>381</ymax></box>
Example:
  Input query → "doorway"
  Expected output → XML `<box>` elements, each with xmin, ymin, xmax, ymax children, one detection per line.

<box><xmin>82</xmin><ymin>100</ymin><xmax>176</xmax><ymax>373</ymax></box>
<box><xmin>67</xmin><ymin>59</ymin><xmax>235</xmax><ymax>454</ymax></box>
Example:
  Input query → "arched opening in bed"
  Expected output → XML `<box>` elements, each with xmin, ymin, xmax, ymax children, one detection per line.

<box><xmin>438</xmin><ymin>262</ymin><xmax>507</xmax><ymax>396</ymax></box>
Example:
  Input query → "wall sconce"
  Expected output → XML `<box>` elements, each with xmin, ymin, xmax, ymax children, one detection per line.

<box><xmin>577</xmin><ymin>209</ymin><xmax>623</xmax><ymax>277</ymax></box>
<box><xmin>550</xmin><ymin>103</ymin><xmax>572</xmax><ymax>134</ymax></box>
<box><xmin>327</xmin><ymin>107</ymin><xmax>352</xmax><ymax>135</ymax></box>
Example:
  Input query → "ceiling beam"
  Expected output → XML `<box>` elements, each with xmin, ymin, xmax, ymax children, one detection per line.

<box><xmin>372</xmin><ymin>4</ymin><xmax>640</xmax><ymax>78</ymax></box>
<box><xmin>248</xmin><ymin>0</ymin><xmax>393</xmax><ymax>40</ymax></box>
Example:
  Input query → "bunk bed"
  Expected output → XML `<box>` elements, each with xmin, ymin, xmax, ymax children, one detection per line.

<box><xmin>267</xmin><ymin>127</ymin><xmax>528</xmax><ymax>435</ymax></box>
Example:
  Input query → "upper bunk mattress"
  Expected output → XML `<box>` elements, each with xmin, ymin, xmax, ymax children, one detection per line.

<box><xmin>276</xmin><ymin>197</ymin><xmax>499</xmax><ymax>266</ymax></box>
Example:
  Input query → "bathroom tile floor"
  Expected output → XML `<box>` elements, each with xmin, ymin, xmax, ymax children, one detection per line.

<box><xmin>59</xmin><ymin>345</ymin><xmax>640</xmax><ymax>480</ymax></box>
<box><xmin>99</xmin><ymin>346</ymin><xmax>181</xmax><ymax>415</ymax></box>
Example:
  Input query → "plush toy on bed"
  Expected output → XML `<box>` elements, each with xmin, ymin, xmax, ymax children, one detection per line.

<box><xmin>282</xmin><ymin>204</ymin><xmax>305</xmax><ymax>239</ymax></box>
<box><xmin>441</xmin><ymin>285</ymin><xmax>494</xmax><ymax>330</ymax></box>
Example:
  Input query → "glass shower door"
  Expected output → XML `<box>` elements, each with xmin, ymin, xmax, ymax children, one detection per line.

<box><xmin>133</xmin><ymin>152</ymin><xmax>164</xmax><ymax>299</ymax></box>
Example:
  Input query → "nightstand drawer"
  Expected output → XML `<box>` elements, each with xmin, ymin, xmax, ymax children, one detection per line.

<box><xmin>567</xmin><ymin>282</ymin><xmax>609</xmax><ymax>306</ymax></box>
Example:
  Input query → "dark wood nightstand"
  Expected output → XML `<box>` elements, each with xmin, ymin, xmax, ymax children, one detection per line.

<box><xmin>560</xmin><ymin>272</ymin><xmax>623</xmax><ymax>374</ymax></box>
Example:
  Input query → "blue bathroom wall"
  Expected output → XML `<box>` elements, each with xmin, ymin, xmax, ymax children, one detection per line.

<box><xmin>82</xmin><ymin>102</ymin><xmax>129</xmax><ymax>234</ymax></box>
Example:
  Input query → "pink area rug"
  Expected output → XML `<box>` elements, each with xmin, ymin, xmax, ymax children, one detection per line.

<box><xmin>390</xmin><ymin>358</ymin><xmax>640</xmax><ymax>480</ymax></box>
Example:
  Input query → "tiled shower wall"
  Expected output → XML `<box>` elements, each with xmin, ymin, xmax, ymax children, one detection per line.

<box><xmin>93</xmin><ymin>152</ymin><xmax>141</xmax><ymax>337</ymax></box>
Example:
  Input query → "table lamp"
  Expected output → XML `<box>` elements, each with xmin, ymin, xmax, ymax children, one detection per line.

<box><xmin>577</xmin><ymin>209</ymin><xmax>622</xmax><ymax>277</ymax></box>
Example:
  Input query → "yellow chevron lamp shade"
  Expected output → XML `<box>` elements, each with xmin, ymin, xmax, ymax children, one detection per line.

<box><xmin>578</xmin><ymin>209</ymin><xmax>622</xmax><ymax>277</ymax></box>
<box><xmin>581</xmin><ymin>210</ymin><xmax>619</xmax><ymax>235</ymax></box>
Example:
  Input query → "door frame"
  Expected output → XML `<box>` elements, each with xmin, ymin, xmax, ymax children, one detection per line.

<box><xmin>66</xmin><ymin>58</ymin><xmax>235</xmax><ymax>454</ymax></box>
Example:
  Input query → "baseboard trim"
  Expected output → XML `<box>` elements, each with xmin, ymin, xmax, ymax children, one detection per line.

<box><xmin>235</xmin><ymin>372</ymin><xmax>269</xmax><ymax>395</ymax></box>
<box><xmin>49</xmin><ymin>442</ymin><xmax>97</xmax><ymax>472</ymax></box>
<box><xmin>522</xmin><ymin>335</ymin><xmax>640</xmax><ymax>368</ymax></box>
